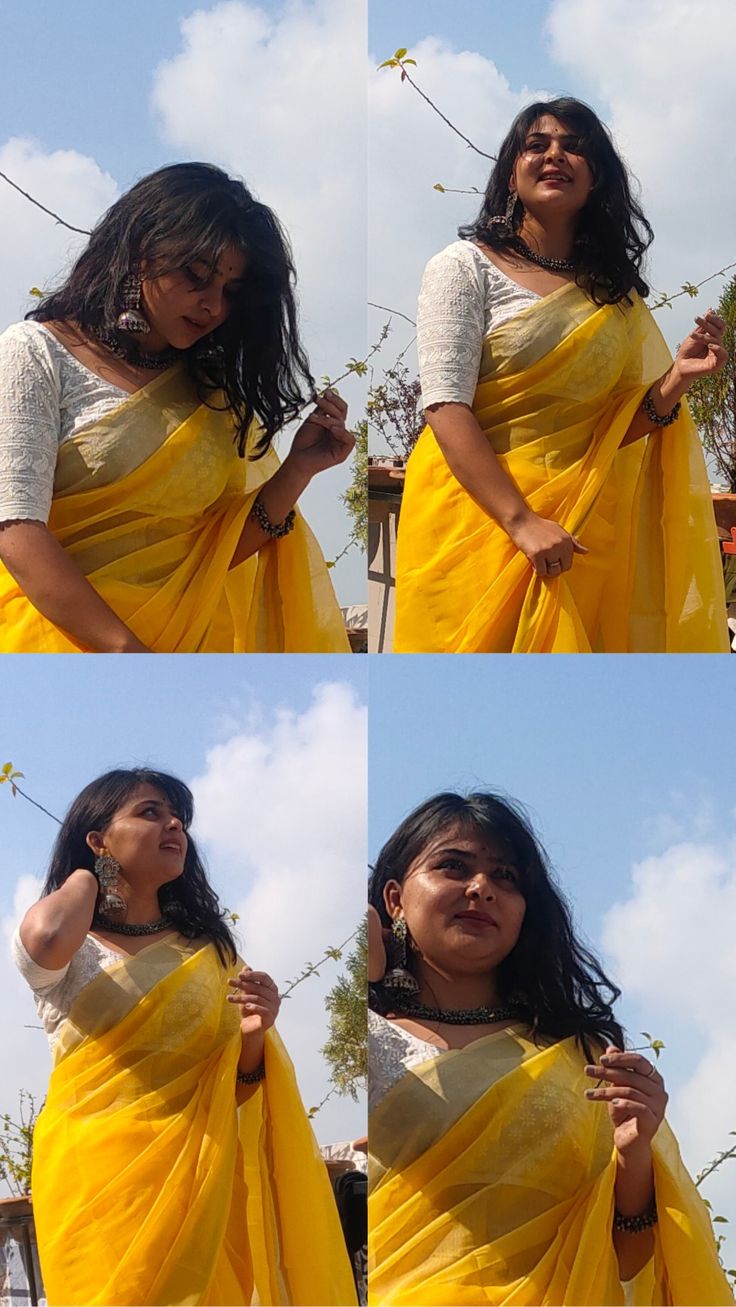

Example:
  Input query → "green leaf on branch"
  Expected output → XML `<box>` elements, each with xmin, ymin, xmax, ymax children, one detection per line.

<box><xmin>346</xmin><ymin>358</ymin><xmax>368</xmax><ymax>377</ymax></box>
<box><xmin>378</xmin><ymin>59</ymin><xmax>399</xmax><ymax>70</ymax></box>
<box><xmin>394</xmin><ymin>47</ymin><xmax>408</xmax><ymax>59</ymax></box>
<box><xmin>681</xmin><ymin>282</ymin><xmax>699</xmax><ymax>298</ymax></box>
<box><xmin>713</xmin><ymin>1215</ymin><xmax>729</xmax><ymax>1223</ymax></box>
<box><xmin>434</xmin><ymin>183</ymin><xmax>446</xmax><ymax>193</ymax></box>
<box><xmin>28</xmin><ymin>287</ymin><xmax>43</xmax><ymax>298</ymax></box>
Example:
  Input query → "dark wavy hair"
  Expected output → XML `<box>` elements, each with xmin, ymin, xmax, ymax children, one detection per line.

<box><xmin>28</xmin><ymin>162</ymin><xmax>315</xmax><ymax>457</ymax></box>
<box><xmin>43</xmin><ymin>767</ymin><xmax>237</xmax><ymax>966</ymax></box>
<box><xmin>368</xmin><ymin>791</ymin><xmax>624</xmax><ymax>1060</ymax></box>
<box><xmin>458</xmin><ymin>97</ymin><xmax>653</xmax><ymax>306</ymax></box>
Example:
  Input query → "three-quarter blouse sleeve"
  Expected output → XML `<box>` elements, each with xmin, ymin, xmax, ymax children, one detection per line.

<box><xmin>416</xmin><ymin>243</ymin><xmax>486</xmax><ymax>409</ymax></box>
<box><xmin>0</xmin><ymin>322</ymin><xmax>62</xmax><ymax>524</ymax></box>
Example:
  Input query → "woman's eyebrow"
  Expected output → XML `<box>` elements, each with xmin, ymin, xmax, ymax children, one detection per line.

<box><xmin>525</xmin><ymin>131</ymin><xmax>579</xmax><ymax>144</ymax></box>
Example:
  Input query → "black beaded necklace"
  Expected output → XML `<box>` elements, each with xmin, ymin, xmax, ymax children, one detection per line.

<box><xmin>510</xmin><ymin>235</ymin><xmax>577</xmax><ymax>274</ymax></box>
<box><xmin>388</xmin><ymin>998</ymin><xmax>525</xmax><ymax>1026</ymax></box>
<box><xmin>94</xmin><ymin>913</ymin><xmax>174</xmax><ymax>936</ymax></box>
<box><xmin>89</xmin><ymin>327</ymin><xmax>181</xmax><ymax>371</ymax></box>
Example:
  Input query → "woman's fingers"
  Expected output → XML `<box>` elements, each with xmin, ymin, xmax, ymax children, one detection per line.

<box><xmin>585</xmin><ymin>1084</ymin><xmax>653</xmax><ymax>1107</ymax></box>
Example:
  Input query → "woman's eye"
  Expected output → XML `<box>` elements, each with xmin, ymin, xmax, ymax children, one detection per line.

<box><xmin>184</xmin><ymin>265</ymin><xmax>208</xmax><ymax>288</ymax></box>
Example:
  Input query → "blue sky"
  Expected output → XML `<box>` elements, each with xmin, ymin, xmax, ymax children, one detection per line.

<box><xmin>0</xmin><ymin>654</ymin><xmax>367</xmax><ymax>1145</ymax></box>
<box><xmin>369</xmin><ymin>654</ymin><xmax>736</xmax><ymax>1239</ymax></box>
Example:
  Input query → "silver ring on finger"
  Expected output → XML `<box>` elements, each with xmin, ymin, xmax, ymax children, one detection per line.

<box><xmin>644</xmin><ymin>1063</ymin><xmax>657</xmax><ymax>1079</ymax></box>
<box><xmin>547</xmin><ymin>559</ymin><xmax>563</xmax><ymax>572</ymax></box>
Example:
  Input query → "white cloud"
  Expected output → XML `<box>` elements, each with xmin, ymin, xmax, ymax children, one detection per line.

<box><xmin>600</xmin><ymin>835</ymin><xmax>736</xmax><ymax>1255</ymax></box>
<box><xmin>190</xmin><ymin>679</ymin><xmax>367</xmax><ymax>1140</ymax></box>
<box><xmin>0</xmin><ymin>137</ymin><xmax>118</xmax><ymax>329</ymax></box>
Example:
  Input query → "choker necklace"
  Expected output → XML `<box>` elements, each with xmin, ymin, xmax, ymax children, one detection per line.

<box><xmin>89</xmin><ymin>327</ymin><xmax>181</xmax><ymax>371</ymax></box>
<box><xmin>94</xmin><ymin>913</ymin><xmax>174</xmax><ymax>936</ymax></box>
<box><xmin>510</xmin><ymin>236</ymin><xmax>577</xmax><ymax>274</ymax></box>
<box><xmin>388</xmin><ymin>998</ymin><xmax>525</xmax><ymax>1026</ymax></box>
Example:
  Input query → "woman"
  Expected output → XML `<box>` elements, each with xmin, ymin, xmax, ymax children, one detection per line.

<box><xmin>0</xmin><ymin>163</ymin><xmax>353</xmax><ymax>652</ymax></box>
<box><xmin>394</xmin><ymin>98</ymin><xmax>729</xmax><ymax>652</ymax></box>
<box><xmin>367</xmin><ymin>792</ymin><xmax>732</xmax><ymax>1305</ymax></box>
<box><xmin>12</xmin><ymin>767</ymin><xmax>356</xmax><ymax>1306</ymax></box>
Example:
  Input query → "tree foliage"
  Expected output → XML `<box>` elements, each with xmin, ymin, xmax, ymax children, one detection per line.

<box><xmin>341</xmin><ymin>418</ymin><xmax>368</xmax><ymax>550</ymax></box>
<box><xmin>688</xmin><ymin>275</ymin><xmax>736</xmax><ymax>491</ymax></box>
<box><xmin>368</xmin><ymin>360</ymin><xmax>423</xmax><ymax>459</ymax></box>
<box><xmin>321</xmin><ymin>917</ymin><xmax>367</xmax><ymax>1100</ymax></box>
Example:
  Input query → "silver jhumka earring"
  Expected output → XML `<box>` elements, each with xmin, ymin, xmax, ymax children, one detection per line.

<box><xmin>489</xmin><ymin>189</ymin><xmax>519</xmax><ymax>238</ymax></box>
<box><xmin>382</xmin><ymin>916</ymin><xmax>420</xmax><ymax>996</ymax></box>
<box><xmin>116</xmin><ymin>275</ymin><xmax>150</xmax><ymax>335</ymax></box>
<box><xmin>93</xmin><ymin>850</ymin><xmax>127</xmax><ymax>917</ymax></box>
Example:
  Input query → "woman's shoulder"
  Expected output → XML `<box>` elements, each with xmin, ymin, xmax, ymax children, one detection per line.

<box><xmin>0</xmin><ymin>319</ymin><xmax>60</xmax><ymax>369</ymax></box>
<box><xmin>423</xmin><ymin>239</ymin><xmax>489</xmax><ymax>278</ymax></box>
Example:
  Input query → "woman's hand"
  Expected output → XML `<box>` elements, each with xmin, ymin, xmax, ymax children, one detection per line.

<box><xmin>506</xmin><ymin>511</ymin><xmax>589</xmax><ymax>577</ymax></box>
<box><xmin>368</xmin><ymin>905</ymin><xmax>390</xmax><ymax>983</ymax></box>
<box><xmin>286</xmin><ymin>390</ymin><xmax>355</xmax><ymax>479</ymax></box>
<box><xmin>585</xmin><ymin>1046</ymin><xmax>668</xmax><ymax>1154</ymax></box>
<box><xmin>227</xmin><ymin>967</ymin><xmax>281</xmax><ymax>1036</ymax></box>
<box><xmin>671</xmin><ymin>309</ymin><xmax>728</xmax><ymax>385</ymax></box>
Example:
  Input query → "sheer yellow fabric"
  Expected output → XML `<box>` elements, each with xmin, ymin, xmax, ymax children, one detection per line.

<box><xmin>0</xmin><ymin>367</ymin><xmax>348</xmax><ymax>652</ymax></box>
<box><xmin>395</xmin><ymin>286</ymin><xmax>728</xmax><ymax>652</ymax></box>
<box><xmin>368</xmin><ymin>1032</ymin><xmax>732</xmax><ymax>1306</ymax></box>
<box><xmin>32</xmin><ymin>941</ymin><xmax>357</xmax><ymax>1306</ymax></box>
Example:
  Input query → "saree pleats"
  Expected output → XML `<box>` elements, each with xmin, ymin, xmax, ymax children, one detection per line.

<box><xmin>0</xmin><ymin>366</ymin><xmax>348</xmax><ymax>652</ymax></box>
<box><xmin>32</xmin><ymin>942</ymin><xmax>356</xmax><ymax>1306</ymax></box>
<box><xmin>395</xmin><ymin>287</ymin><xmax>727</xmax><ymax>652</ymax></box>
<box><xmin>368</xmin><ymin>1035</ymin><xmax>732</xmax><ymax>1306</ymax></box>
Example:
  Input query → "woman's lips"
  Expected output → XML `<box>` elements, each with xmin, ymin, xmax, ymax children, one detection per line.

<box><xmin>454</xmin><ymin>912</ymin><xmax>498</xmax><ymax>929</ymax></box>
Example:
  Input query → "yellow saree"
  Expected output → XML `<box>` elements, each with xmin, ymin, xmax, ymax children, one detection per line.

<box><xmin>369</xmin><ymin>1028</ymin><xmax>733</xmax><ymax>1306</ymax></box>
<box><xmin>32</xmin><ymin>936</ymin><xmax>357</xmax><ymax>1306</ymax></box>
<box><xmin>0</xmin><ymin>366</ymin><xmax>348</xmax><ymax>652</ymax></box>
<box><xmin>395</xmin><ymin>286</ymin><xmax>727</xmax><ymax>652</ymax></box>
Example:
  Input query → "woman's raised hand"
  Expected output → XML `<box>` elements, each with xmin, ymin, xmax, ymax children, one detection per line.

<box><xmin>287</xmin><ymin>389</ymin><xmax>355</xmax><ymax>477</ymax></box>
<box><xmin>227</xmin><ymin>967</ymin><xmax>281</xmax><ymax>1036</ymax></box>
<box><xmin>507</xmin><ymin>511</ymin><xmax>589</xmax><ymax>577</ymax></box>
<box><xmin>673</xmin><ymin>309</ymin><xmax>728</xmax><ymax>382</ymax></box>
<box><xmin>368</xmin><ymin>905</ymin><xmax>389</xmax><ymax>983</ymax></box>
<box><xmin>584</xmin><ymin>1046</ymin><xmax>668</xmax><ymax>1154</ymax></box>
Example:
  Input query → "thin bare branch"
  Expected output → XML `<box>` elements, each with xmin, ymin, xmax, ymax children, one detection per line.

<box><xmin>368</xmin><ymin>301</ymin><xmax>416</xmax><ymax>328</ymax></box>
<box><xmin>0</xmin><ymin>170</ymin><xmax>92</xmax><ymax>236</ymax></box>
<box><xmin>387</xmin><ymin>59</ymin><xmax>497</xmax><ymax>162</ymax></box>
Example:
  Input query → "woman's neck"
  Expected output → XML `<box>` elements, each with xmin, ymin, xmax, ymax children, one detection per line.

<box><xmin>123</xmin><ymin>889</ymin><xmax>167</xmax><ymax>925</ymax></box>
<box><xmin>414</xmin><ymin>963</ymin><xmax>501</xmax><ymax>1011</ymax></box>
<box><xmin>517</xmin><ymin>212</ymin><xmax>577</xmax><ymax>262</ymax></box>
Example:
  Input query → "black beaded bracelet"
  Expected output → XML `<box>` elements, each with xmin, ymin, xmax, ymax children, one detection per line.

<box><xmin>613</xmin><ymin>1200</ymin><xmax>658</xmax><ymax>1233</ymax></box>
<box><xmin>251</xmin><ymin>496</ymin><xmax>296</xmax><ymax>539</ymax></box>
<box><xmin>641</xmin><ymin>387</ymin><xmax>681</xmax><ymax>428</ymax></box>
<box><xmin>236</xmin><ymin>1062</ymin><xmax>265</xmax><ymax>1085</ymax></box>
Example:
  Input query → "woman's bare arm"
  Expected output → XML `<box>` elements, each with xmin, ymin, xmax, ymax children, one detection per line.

<box><xmin>0</xmin><ymin>521</ymin><xmax>149</xmax><ymax>651</ymax></box>
<box><xmin>229</xmin><ymin>457</ymin><xmax>312</xmax><ymax>569</ymax></box>
<box><xmin>19</xmin><ymin>869</ymin><xmax>99</xmax><ymax>970</ymax></box>
<box><xmin>426</xmin><ymin>403</ymin><xmax>587</xmax><ymax>575</ymax></box>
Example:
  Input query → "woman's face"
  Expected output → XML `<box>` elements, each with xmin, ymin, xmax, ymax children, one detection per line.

<box><xmin>86</xmin><ymin>783</ymin><xmax>188</xmax><ymax>888</ymax></box>
<box><xmin>385</xmin><ymin>822</ymin><xmax>527</xmax><ymax>978</ymax></box>
<box><xmin>140</xmin><ymin>243</ymin><xmax>247</xmax><ymax>351</ymax></box>
<box><xmin>511</xmin><ymin>114</ymin><xmax>594</xmax><ymax>222</ymax></box>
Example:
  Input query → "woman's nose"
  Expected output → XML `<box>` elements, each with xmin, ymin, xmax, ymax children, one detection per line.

<box><xmin>466</xmin><ymin>877</ymin><xmax>495</xmax><ymax>901</ymax></box>
<box><xmin>200</xmin><ymin>285</ymin><xmax>224</xmax><ymax>319</ymax></box>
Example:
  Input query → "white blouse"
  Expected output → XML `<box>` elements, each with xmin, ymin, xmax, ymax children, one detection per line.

<box><xmin>368</xmin><ymin>1009</ymin><xmax>444</xmax><ymax>1111</ymax></box>
<box><xmin>11</xmin><ymin>926</ymin><xmax>127</xmax><ymax>1050</ymax></box>
<box><xmin>0</xmin><ymin>320</ymin><xmax>130</xmax><ymax>524</ymax></box>
<box><xmin>416</xmin><ymin>240</ymin><xmax>540</xmax><ymax>409</ymax></box>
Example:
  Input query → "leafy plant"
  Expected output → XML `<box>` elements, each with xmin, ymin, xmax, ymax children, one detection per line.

<box><xmin>0</xmin><ymin>1091</ymin><xmax>42</xmax><ymax>1197</ymax></box>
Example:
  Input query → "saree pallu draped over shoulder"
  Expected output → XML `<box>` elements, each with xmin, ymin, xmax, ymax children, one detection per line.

<box><xmin>31</xmin><ymin>939</ymin><xmax>357</xmax><ymax>1306</ymax></box>
<box><xmin>0</xmin><ymin>366</ymin><xmax>348</xmax><ymax>651</ymax></box>
<box><xmin>395</xmin><ymin>286</ymin><xmax>728</xmax><ymax>652</ymax></box>
<box><xmin>368</xmin><ymin>1031</ymin><xmax>732</xmax><ymax>1306</ymax></box>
